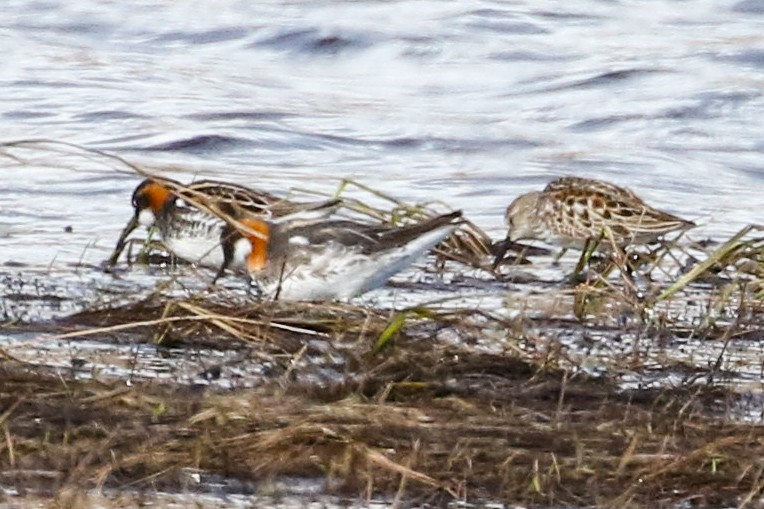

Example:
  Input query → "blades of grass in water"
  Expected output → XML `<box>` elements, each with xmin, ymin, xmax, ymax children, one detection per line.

<box><xmin>374</xmin><ymin>311</ymin><xmax>410</xmax><ymax>354</ymax></box>
<box><xmin>374</xmin><ymin>307</ymin><xmax>436</xmax><ymax>354</ymax></box>
<box><xmin>658</xmin><ymin>225</ymin><xmax>760</xmax><ymax>302</ymax></box>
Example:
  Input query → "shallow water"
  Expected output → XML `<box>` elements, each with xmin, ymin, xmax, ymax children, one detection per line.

<box><xmin>1</xmin><ymin>0</ymin><xmax>764</xmax><ymax>504</ymax></box>
<box><xmin>2</xmin><ymin>0</ymin><xmax>763</xmax><ymax>272</ymax></box>
<box><xmin>2</xmin><ymin>0</ymin><xmax>763</xmax><ymax>392</ymax></box>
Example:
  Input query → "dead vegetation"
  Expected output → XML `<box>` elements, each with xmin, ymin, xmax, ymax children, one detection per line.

<box><xmin>1</xmin><ymin>141</ymin><xmax>763</xmax><ymax>507</ymax></box>
<box><xmin>2</xmin><ymin>286</ymin><xmax>763</xmax><ymax>508</ymax></box>
<box><xmin>0</xmin><ymin>346</ymin><xmax>760</xmax><ymax>509</ymax></box>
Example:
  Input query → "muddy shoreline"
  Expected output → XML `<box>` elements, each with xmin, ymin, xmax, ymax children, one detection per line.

<box><xmin>1</xmin><ymin>143</ymin><xmax>763</xmax><ymax>507</ymax></box>
<box><xmin>2</xmin><ymin>269</ymin><xmax>763</xmax><ymax>508</ymax></box>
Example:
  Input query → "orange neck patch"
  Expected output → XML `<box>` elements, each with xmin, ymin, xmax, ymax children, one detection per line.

<box><xmin>241</xmin><ymin>218</ymin><xmax>270</xmax><ymax>272</ymax></box>
<box><xmin>144</xmin><ymin>182</ymin><xmax>172</xmax><ymax>213</ymax></box>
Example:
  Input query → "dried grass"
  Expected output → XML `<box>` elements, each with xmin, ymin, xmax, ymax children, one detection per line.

<box><xmin>2</xmin><ymin>287</ymin><xmax>763</xmax><ymax>507</ymax></box>
<box><xmin>1</xmin><ymin>140</ymin><xmax>764</xmax><ymax>507</ymax></box>
<box><xmin>1</xmin><ymin>331</ymin><xmax>762</xmax><ymax>507</ymax></box>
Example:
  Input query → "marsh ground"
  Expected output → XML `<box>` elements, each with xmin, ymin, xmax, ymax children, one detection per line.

<box><xmin>1</xmin><ymin>181</ymin><xmax>762</xmax><ymax>508</ymax></box>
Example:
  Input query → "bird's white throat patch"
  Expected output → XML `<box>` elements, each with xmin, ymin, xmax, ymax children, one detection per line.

<box><xmin>232</xmin><ymin>237</ymin><xmax>254</xmax><ymax>270</ymax></box>
<box><xmin>138</xmin><ymin>208</ymin><xmax>156</xmax><ymax>227</ymax></box>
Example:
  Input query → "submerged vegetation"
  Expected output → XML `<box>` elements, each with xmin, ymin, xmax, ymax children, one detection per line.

<box><xmin>0</xmin><ymin>141</ymin><xmax>763</xmax><ymax>507</ymax></box>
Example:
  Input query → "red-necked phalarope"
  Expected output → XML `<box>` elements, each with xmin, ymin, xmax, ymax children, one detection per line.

<box><xmin>214</xmin><ymin>209</ymin><xmax>463</xmax><ymax>301</ymax></box>
<box><xmin>107</xmin><ymin>177</ymin><xmax>340</xmax><ymax>269</ymax></box>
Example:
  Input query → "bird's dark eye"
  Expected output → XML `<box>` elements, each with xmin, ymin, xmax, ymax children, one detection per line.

<box><xmin>132</xmin><ymin>191</ymin><xmax>149</xmax><ymax>210</ymax></box>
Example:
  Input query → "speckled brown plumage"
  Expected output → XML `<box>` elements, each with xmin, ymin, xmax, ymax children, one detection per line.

<box><xmin>503</xmin><ymin>176</ymin><xmax>695</xmax><ymax>249</ymax></box>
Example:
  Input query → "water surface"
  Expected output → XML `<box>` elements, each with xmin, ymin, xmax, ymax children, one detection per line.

<box><xmin>2</xmin><ymin>0</ymin><xmax>763</xmax><ymax>273</ymax></box>
<box><xmin>1</xmin><ymin>0</ymin><xmax>763</xmax><ymax>503</ymax></box>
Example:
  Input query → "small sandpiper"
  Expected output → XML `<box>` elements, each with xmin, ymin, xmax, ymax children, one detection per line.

<box><xmin>493</xmin><ymin>176</ymin><xmax>695</xmax><ymax>268</ymax></box>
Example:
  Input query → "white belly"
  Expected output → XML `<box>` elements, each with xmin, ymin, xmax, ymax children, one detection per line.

<box><xmin>258</xmin><ymin>223</ymin><xmax>456</xmax><ymax>301</ymax></box>
<box><xmin>165</xmin><ymin>236</ymin><xmax>225</xmax><ymax>269</ymax></box>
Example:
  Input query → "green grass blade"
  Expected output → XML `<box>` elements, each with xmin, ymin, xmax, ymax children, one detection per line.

<box><xmin>657</xmin><ymin>225</ymin><xmax>755</xmax><ymax>302</ymax></box>
<box><xmin>373</xmin><ymin>311</ymin><xmax>410</xmax><ymax>353</ymax></box>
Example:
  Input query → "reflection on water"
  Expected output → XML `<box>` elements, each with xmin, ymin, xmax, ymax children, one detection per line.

<box><xmin>1</xmin><ymin>0</ymin><xmax>762</xmax><ymax>273</ymax></box>
<box><xmin>1</xmin><ymin>0</ymin><xmax>762</xmax><ymax>387</ymax></box>
<box><xmin>1</xmin><ymin>1</ymin><xmax>763</xmax><ymax>503</ymax></box>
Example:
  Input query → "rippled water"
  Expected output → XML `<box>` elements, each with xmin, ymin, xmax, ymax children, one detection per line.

<box><xmin>2</xmin><ymin>0</ymin><xmax>763</xmax><ymax>385</ymax></box>
<box><xmin>2</xmin><ymin>0</ymin><xmax>763</xmax><ymax>273</ymax></box>
<box><xmin>1</xmin><ymin>1</ymin><xmax>763</xmax><ymax>503</ymax></box>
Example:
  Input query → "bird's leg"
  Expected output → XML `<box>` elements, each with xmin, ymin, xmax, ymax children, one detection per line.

<box><xmin>211</xmin><ymin>265</ymin><xmax>227</xmax><ymax>285</ymax></box>
<box><xmin>572</xmin><ymin>232</ymin><xmax>606</xmax><ymax>282</ymax></box>
<box><xmin>211</xmin><ymin>240</ymin><xmax>233</xmax><ymax>285</ymax></box>
<box><xmin>272</xmin><ymin>259</ymin><xmax>288</xmax><ymax>301</ymax></box>
<box><xmin>573</xmin><ymin>240</ymin><xmax>592</xmax><ymax>277</ymax></box>
<box><xmin>491</xmin><ymin>235</ymin><xmax>512</xmax><ymax>271</ymax></box>
<box><xmin>213</xmin><ymin>225</ymin><xmax>238</xmax><ymax>285</ymax></box>
<box><xmin>207</xmin><ymin>259</ymin><xmax>230</xmax><ymax>294</ymax></box>
<box><xmin>553</xmin><ymin>247</ymin><xmax>568</xmax><ymax>266</ymax></box>
<box><xmin>568</xmin><ymin>243</ymin><xmax>590</xmax><ymax>284</ymax></box>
